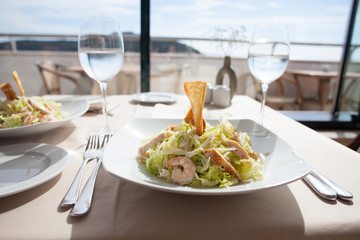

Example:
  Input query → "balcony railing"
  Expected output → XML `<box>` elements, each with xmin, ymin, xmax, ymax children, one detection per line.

<box><xmin>1</xmin><ymin>33</ymin><xmax>357</xmax><ymax>61</ymax></box>
<box><xmin>0</xmin><ymin>33</ymin><xmax>358</xmax><ymax>114</ymax></box>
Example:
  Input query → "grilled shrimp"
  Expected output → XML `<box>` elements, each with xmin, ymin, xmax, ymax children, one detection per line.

<box><xmin>166</xmin><ymin>157</ymin><xmax>196</xmax><ymax>185</ymax></box>
<box><xmin>23</xmin><ymin>114</ymin><xmax>37</xmax><ymax>126</ymax></box>
<box><xmin>40</xmin><ymin>114</ymin><xmax>55</xmax><ymax>123</ymax></box>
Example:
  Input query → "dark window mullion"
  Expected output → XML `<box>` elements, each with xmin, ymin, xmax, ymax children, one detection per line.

<box><xmin>140</xmin><ymin>0</ymin><xmax>150</xmax><ymax>92</ymax></box>
<box><xmin>334</xmin><ymin>0</ymin><xmax>358</xmax><ymax>114</ymax></box>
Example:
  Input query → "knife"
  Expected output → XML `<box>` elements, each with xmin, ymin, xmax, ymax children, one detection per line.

<box><xmin>303</xmin><ymin>173</ymin><xmax>337</xmax><ymax>201</ymax></box>
<box><xmin>310</xmin><ymin>169</ymin><xmax>353</xmax><ymax>201</ymax></box>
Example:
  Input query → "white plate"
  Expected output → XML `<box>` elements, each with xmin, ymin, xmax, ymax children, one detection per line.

<box><xmin>44</xmin><ymin>94</ymin><xmax>102</xmax><ymax>107</ymax></box>
<box><xmin>0</xmin><ymin>143</ymin><xmax>69</xmax><ymax>197</ymax></box>
<box><xmin>132</xmin><ymin>92</ymin><xmax>178</xmax><ymax>104</ymax></box>
<box><xmin>103</xmin><ymin>118</ymin><xmax>311</xmax><ymax>195</ymax></box>
<box><xmin>0</xmin><ymin>99</ymin><xmax>89</xmax><ymax>137</ymax></box>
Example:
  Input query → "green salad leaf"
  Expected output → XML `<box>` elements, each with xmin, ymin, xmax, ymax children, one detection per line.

<box><xmin>138</xmin><ymin>120</ymin><xmax>265</xmax><ymax>188</ymax></box>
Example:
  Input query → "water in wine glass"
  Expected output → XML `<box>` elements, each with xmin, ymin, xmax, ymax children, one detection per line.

<box><xmin>248</xmin><ymin>54</ymin><xmax>289</xmax><ymax>84</ymax></box>
<box><xmin>78</xmin><ymin>14</ymin><xmax>124</xmax><ymax>134</ymax></box>
<box><xmin>79</xmin><ymin>50</ymin><xmax>124</xmax><ymax>82</ymax></box>
<box><xmin>247</xmin><ymin>23</ymin><xmax>289</xmax><ymax>132</ymax></box>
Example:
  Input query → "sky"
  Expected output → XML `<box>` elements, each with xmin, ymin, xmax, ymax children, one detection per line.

<box><xmin>151</xmin><ymin>0</ymin><xmax>352</xmax><ymax>43</ymax></box>
<box><xmin>0</xmin><ymin>0</ymin><xmax>140</xmax><ymax>35</ymax></box>
<box><xmin>0</xmin><ymin>0</ymin><xmax>355</xmax><ymax>60</ymax></box>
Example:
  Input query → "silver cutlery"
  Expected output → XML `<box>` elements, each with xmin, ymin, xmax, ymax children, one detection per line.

<box><xmin>310</xmin><ymin>169</ymin><xmax>353</xmax><ymax>201</ymax></box>
<box><xmin>70</xmin><ymin>134</ymin><xmax>112</xmax><ymax>216</ymax></box>
<box><xmin>302</xmin><ymin>169</ymin><xmax>353</xmax><ymax>201</ymax></box>
<box><xmin>60</xmin><ymin>134</ymin><xmax>100</xmax><ymax>207</ymax></box>
<box><xmin>302</xmin><ymin>173</ymin><xmax>337</xmax><ymax>201</ymax></box>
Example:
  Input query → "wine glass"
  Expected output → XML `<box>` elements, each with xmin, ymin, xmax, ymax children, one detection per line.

<box><xmin>78</xmin><ymin>14</ymin><xmax>124</xmax><ymax>134</ymax></box>
<box><xmin>248</xmin><ymin>23</ymin><xmax>290</xmax><ymax>126</ymax></box>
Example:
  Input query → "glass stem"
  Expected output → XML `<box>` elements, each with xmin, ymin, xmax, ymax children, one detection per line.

<box><xmin>259</xmin><ymin>83</ymin><xmax>269</xmax><ymax>126</ymax></box>
<box><xmin>99</xmin><ymin>81</ymin><xmax>109</xmax><ymax>131</ymax></box>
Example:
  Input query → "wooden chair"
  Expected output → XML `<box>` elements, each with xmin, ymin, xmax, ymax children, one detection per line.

<box><xmin>348</xmin><ymin>132</ymin><xmax>360</xmax><ymax>152</ymax></box>
<box><xmin>36</xmin><ymin>61</ymin><xmax>83</xmax><ymax>94</ymax></box>
<box><xmin>242</xmin><ymin>73</ymin><xmax>303</xmax><ymax>110</ymax></box>
<box><xmin>339</xmin><ymin>75</ymin><xmax>360</xmax><ymax>111</ymax></box>
<box><xmin>150</xmin><ymin>63</ymin><xmax>189</xmax><ymax>93</ymax></box>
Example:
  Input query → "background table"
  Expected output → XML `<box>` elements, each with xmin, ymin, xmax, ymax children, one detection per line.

<box><xmin>285</xmin><ymin>69</ymin><xmax>339</xmax><ymax>110</ymax></box>
<box><xmin>0</xmin><ymin>95</ymin><xmax>359</xmax><ymax>240</ymax></box>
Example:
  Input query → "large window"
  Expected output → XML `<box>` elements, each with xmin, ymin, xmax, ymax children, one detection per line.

<box><xmin>148</xmin><ymin>0</ymin><xmax>354</xmax><ymax>109</ymax></box>
<box><xmin>336</xmin><ymin>0</ymin><xmax>360</xmax><ymax>127</ymax></box>
<box><xmin>150</xmin><ymin>0</ymin><xmax>352</xmax><ymax>61</ymax></box>
<box><xmin>0</xmin><ymin>1</ymin><xmax>140</xmax><ymax>95</ymax></box>
<box><xmin>0</xmin><ymin>0</ymin><xmax>358</xmax><ymax>130</ymax></box>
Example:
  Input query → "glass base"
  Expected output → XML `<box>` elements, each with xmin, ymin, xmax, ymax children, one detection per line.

<box><xmin>245</xmin><ymin>121</ymin><xmax>271</xmax><ymax>138</ymax></box>
<box><xmin>87</xmin><ymin>128</ymin><xmax>113</xmax><ymax>147</ymax></box>
<box><xmin>97</xmin><ymin>127</ymin><xmax>114</xmax><ymax>136</ymax></box>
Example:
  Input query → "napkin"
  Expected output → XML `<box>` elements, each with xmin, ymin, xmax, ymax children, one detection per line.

<box><xmin>151</xmin><ymin>103</ymin><xmax>188</xmax><ymax>118</ymax></box>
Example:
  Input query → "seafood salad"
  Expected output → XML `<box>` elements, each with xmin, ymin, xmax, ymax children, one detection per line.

<box><xmin>0</xmin><ymin>71</ymin><xmax>66</xmax><ymax>129</ymax></box>
<box><xmin>137</xmin><ymin>81</ymin><xmax>265</xmax><ymax>188</ymax></box>
<box><xmin>137</xmin><ymin>120</ymin><xmax>265</xmax><ymax>188</ymax></box>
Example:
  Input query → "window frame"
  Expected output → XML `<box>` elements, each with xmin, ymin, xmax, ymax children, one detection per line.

<box><xmin>140</xmin><ymin>0</ymin><xmax>360</xmax><ymax>130</ymax></box>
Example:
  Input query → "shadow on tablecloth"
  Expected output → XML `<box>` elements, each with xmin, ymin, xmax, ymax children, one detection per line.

<box><xmin>67</xmin><ymin>167</ymin><xmax>306</xmax><ymax>240</ymax></box>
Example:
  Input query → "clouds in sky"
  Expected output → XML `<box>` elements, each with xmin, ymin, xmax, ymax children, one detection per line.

<box><xmin>0</xmin><ymin>0</ymin><xmax>140</xmax><ymax>34</ymax></box>
<box><xmin>150</xmin><ymin>0</ymin><xmax>352</xmax><ymax>44</ymax></box>
<box><xmin>0</xmin><ymin>0</ymin><xmax>353</xmax><ymax>44</ymax></box>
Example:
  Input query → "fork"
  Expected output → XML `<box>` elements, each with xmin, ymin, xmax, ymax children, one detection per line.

<box><xmin>59</xmin><ymin>134</ymin><xmax>100</xmax><ymax>207</ymax></box>
<box><xmin>70</xmin><ymin>134</ymin><xmax>112</xmax><ymax>216</ymax></box>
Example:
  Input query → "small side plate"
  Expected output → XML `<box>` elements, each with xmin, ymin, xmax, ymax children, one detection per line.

<box><xmin>132</xmin><ymin>92</ymin><xmax>178</xmax><ymax>104</ymax></box>
<box><xmin>0</xmin><ymin>143</ymin><xmax>69</xmax><ymax>197</ymax></box>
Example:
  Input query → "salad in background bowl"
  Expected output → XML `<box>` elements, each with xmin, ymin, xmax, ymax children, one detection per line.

<box><xmin>0</xmin><ymin>71</ymin><xmax>88</xmax><ymax>137</ymax></box>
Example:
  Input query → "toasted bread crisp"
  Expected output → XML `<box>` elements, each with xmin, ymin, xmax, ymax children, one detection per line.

<box><xmin>184</xmin><ymin>106</ymin><xmax>206</xmax><ymax>133</ymax></box>
<box><xmin>184</xmin><ymin>107</ymin><xmax>194</xmax><ymax>124</ymax></box>
<box><xmin>12</xmin><ymin>71</ymin><xmax>25</xmax><ymax>97</ymax></box>
<box><xmin>0</xmin><ymin>83</ymin><xmax>18</xmax><ymax>100</ymax></box>
<box><xmin>184</xmin><ymin>81</ymin><xmax>207</xmax><ymax>135</ymax></box>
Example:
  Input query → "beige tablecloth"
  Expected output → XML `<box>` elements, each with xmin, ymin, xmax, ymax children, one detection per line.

<box><xmin>0</xmin><ymin>95</ymin><xmax>359</xmax><ymax>240</ymax></box>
